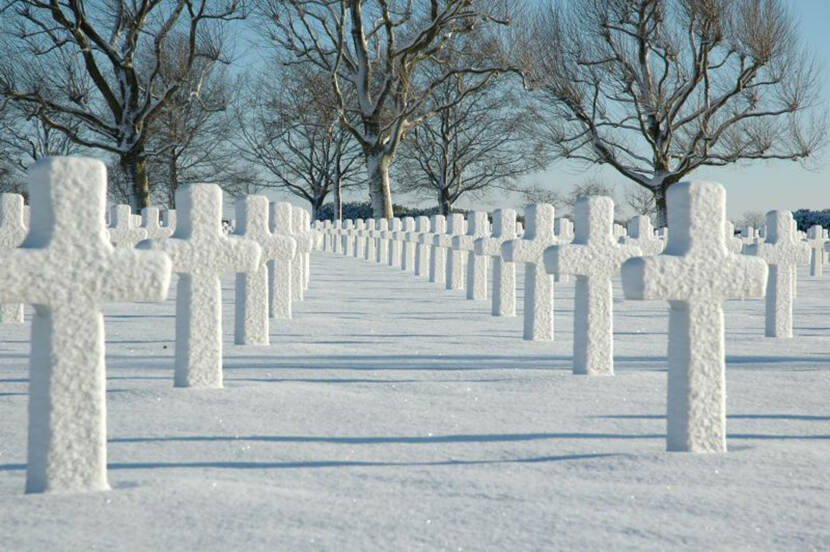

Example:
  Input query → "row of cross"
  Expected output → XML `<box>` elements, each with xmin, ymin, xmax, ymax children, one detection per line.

<box><xmin>0</xmin><ymin>157</ymin><xmax>315</xmax><ymax>495</ymax></box>
<box><xmin>315</xmin><ymin>183</ymin><xmax>819</xmax><ymax>457</ymax></box>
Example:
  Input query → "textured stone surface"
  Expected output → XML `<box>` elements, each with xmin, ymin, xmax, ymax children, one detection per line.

<box><xmin>724</xmin><ymin>221</ymin><xmax>743</xmax><ymax>254</ymax></box>
<box><xmin>141</xmin><ymin>206</ymin><xmax>174</xmax><ymax>240</ymax></box>
<box><xmin>398</xmin><ymin>217</ymin><xmax>416</xmax><ymax>272</ymax></box>
<box><xmin>501</xmin><ymin>204</ymin><xmax>557</xmax><ymax>341</ymax></box>
<box><xmin>411</xmin><ymin>216</ymin><xmax>431</xmax><ymax>276</ymax></box>
<box><xmin>341</xmin><ymin>220</ymin><xmax>355</xmax><ymax>257</ymax></box>
<box><xmin>746</xmin><ymin>210</ymin><xmax>810</xmax><ymax>338</ymax></box>
<box><xmin>385</xmin><ymin>218</ymin><xmax>403</xmax><ymax>267</ymax></box>
<box><xmin>438</xmin><ymin>214</ymin><xmax>466</xmax><ymax>290</ymax></box>
<box><xmin>362</xmin><ymin>219</ymin><xmax>376</xmax><ymax>261</ymax></box>
<box><xmin>291</xmin><ymin>207</ymin><xmax>313</xmax><ymax>300</ymax></box>
<box><xmin>138</xmin><ymin>184</ymin><xmax>260</xmax><ymax>389</ymax></box>
<box><xmin>269</xmin><ymin>202</ymin><xmax>297</xmax><ymax>319</ymax></box>
<box><xmin>452</xmin><ymin>211</ymin><xmax>490</xmax><ymax>300</ymax></box>
<box><xmin>0</xmin><ymin>193</ymin><xmax>28</xmax><ymax>323</ymax></box>
<box><xmin>2</xmin><ymin>157</ymin><xmax>171</xmax><ymax>493</ymax></box>
<box><xmin>475</xmin><ymin>209</ymin><xmax>517</xmax><ymax>317</ymax></box>
<box><xmin>352</xmin><ymin>219</ymin><xmax>366</xmax><ymax>259</ymax></box>
<box><xmin>422</xmin><ymin>215</ymin><xmax>447</xmax><ymax>284</ymax></box>
<box><xmin>806</xmin><ymin>225</ymin><xmax>826</xmax><ymax>278</ymax></box>
<box><xmin>546</xmin><ymin>197</ymin><xmax>640</xmax><ymax>376</ymax></box>
<box><xmin>621</xmin><ymin>181</ymin><xmax>767</xmax><ymax>452</ymax></box>
<box><xmin>233</xmin><ymin>196</ymin><xmax>296</xmax><ymax>345</ymax></box>
<box><xmin>623</xmin><ymin>215</ymin><xmax>664</xmax><ymax>256</ymax></box>
<box><xmin>108</xmin><ymin>204</ymin><xmax>147</xmax><ymax>248</ymax></box>
<box><xmin>375</xmin><ymin>218</ymin><xmax>389</xmax><ymax>264</ymax></box>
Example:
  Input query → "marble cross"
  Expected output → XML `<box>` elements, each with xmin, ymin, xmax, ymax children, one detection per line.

<box><xmin>452</xmin><ymin>211</ymin><xmax>490</xmax><ymax>300</ymax></box>
<box><xmin>2</xmin><ymin>157</ymin><xmax>171</xmax><ymax>492</ymax></box>
<box><xmin>233</xmin><ymin>196</ymin><xmax>295</xmax><ymax>344</ymax></box>
<box><xmin>269</xmin><ymin>202</ymin><xmax>298</xmax><ymax>319</ymax></box>
<box><xmin>501</xmin><ymin>204</ymin><xmax>557</xmax><ymax>340</ymax></box>
<box><xmin>108</xmin><ymin>204</ymin><xmax>147</xmax><ymax>248</ymax></box>
<box><xmin>475</xmin><ymin>208</ymin><xmax>517</xmax><ymax>316</ymax></box>
<box><xmin>546</xmin><ymin>197</ymin><xmax>640</xmax><ymax>375</ymax></box>
<box><xmin>398</xmin><ymin>217</ymin><xmax>416</xmax><ymax>271</ymax></box>
<box><xmin>623</xmin><ymin>215</ymin><xmax>664</xmax><ymax>256</ymax></box>
<box><xmin>621</xmin><ymin>181</ymin><xmax>767</xmax><ymax>452</ymax></box>
<box><xmin>439</xmin><ymin>214</ymin><xmax>466</xmax><ymax>290</ymax></box>
<box><xmin>138</xmin><ymin>184</ymin><xmax>261</xmax><ymax>388</ymax></box>
<box><xmin>0</xmin><ymin>193</ymin><xmax>29</xmax><ymax>323</ymax></box>
<box><xmin>411</xmin><ymin>216</ymin><xmax>431</xmax><ymax>276</ymax></box>
<box><xmin>806</xmin><ymin>225</ymin><xmax>826</xmax><ymax>278</ymax></box>
<box><xmin>423</xmin><ymin>215</ymin><xmax>447</xmax><ymax>285</ymax></box>
<box><xmin>745</xmin><ymin>210</ymin><xmax>810</xmax><ymax>338</ymax></box>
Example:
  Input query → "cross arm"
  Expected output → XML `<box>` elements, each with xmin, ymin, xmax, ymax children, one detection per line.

<box><xmin>451</xmin><ymin>235</ymin><xmax>474</xmax><ymax>251</ymax></box>
<box><xmin>101</xmin><ymin>249</ymin><xmax>172</xmax><ymax>303</ymax></box>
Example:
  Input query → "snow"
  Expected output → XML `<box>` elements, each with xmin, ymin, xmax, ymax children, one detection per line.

<box><xmin>1</xmin><ymin>250</ymin><xmax>829</xmax><ymax>549</ymax></box>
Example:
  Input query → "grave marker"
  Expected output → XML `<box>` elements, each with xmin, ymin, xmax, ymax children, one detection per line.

<box><xmin>452</xmin><ymin>211</ymin><xmax>490</xmax><ymax>300</ymax></box>
<box><xmin>3</xmin><ymin>157</ymin><xmax>171</xmax><ymax>492</ymax></box>
<box><xmin>475</xmin><ymin>208</ymin><xmax>517</xmax><ymax>316</ymax></box>
<box><xmin>0</xmin><ymin>193</ymin><xmax>28</xmax><ymax>323</ymax></box>
<box><xmin>423</xmin><ymin>215</ymin><xmax>447</xmax><ymax>284</ymax></box>
<box><xmin>806</xmin><ymin>225</ymin><xmax>825</xmax><ymax>278</ymax></box>
<box><xmin>138</xmin><ymin>184</ymin><xmax>261</xmax><ymax>388</ymax></box>
<box><xmin>545</xmin><ymin>197</ymin><xmax>640</xmax><ymax>375</ymax></box>
<box><xmin>411</xmin><ymin>216</ymin><xmax>431</xmax><ymax>276</ymax></box>
<box><xmin>621</xmin><ymin>181</ymin><xmax>767</xmax><ymax>452</ymax></box>
<box><xmin>269</xmin><ymin>202</ymin><xmax>298</xmax><ymax>319</ymax></box>
<box><xmin>108</xmin><ymin>204</ymin><xmax>147</xmax><ymax>248</ymax></box>
<box><xmin>397</xmin><ymin>217</ymin><xmax>416</xmax><ymax>271</ymax></box>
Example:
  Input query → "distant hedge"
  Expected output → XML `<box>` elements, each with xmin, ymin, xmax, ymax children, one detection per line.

<box><xmin>315</xmin><ymin>201</ymin><xmax>446</xmax><ymax>221</ymax></box>
<box><xmin>793</xmin><ymin>209</ymin><xmax>830</xmax><ymax>232</ymax></box>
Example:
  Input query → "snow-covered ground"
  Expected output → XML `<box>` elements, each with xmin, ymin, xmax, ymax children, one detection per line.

<box><xmin>1</xmin><ymin>252</ymin><xmax>829</xmax><ymax>550</ymax></box>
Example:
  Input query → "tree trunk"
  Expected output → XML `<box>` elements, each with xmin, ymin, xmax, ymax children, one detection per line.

<box><xmin>311</xmin><ymin>194</ymin><xmax>325</xmax><ymax>221</ymax></box>
<box><xmin>653</xmin><ymin>184</ymin><xmax>668</xmax><ymax>228</ymax></box>
<box><xmin>333</xmin><ymin>175</ymin><xmax>343</xmax><ymax>222</ymax></box>
<box><xmin>167</xmin><ymin>153</ymin><xmax>178</xmax><ymax>208</ymax></box>
<box><xmin>439</xmin><ymin>187</ymin><xmax>452</xmax><ymax>216</ymax></box>
<box><xmin>120</xmin><ymin>151</ymin><xmax>151</xmax><ymax>211</ymax></box>
<box><xmin>366</xmin><ymin>151</ymin><xmax>393</xmax><ymax>218</ymax></box>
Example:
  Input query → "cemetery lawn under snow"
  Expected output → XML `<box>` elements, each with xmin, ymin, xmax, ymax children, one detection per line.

<box><xmin>1</xmin><ymin>253</ymin><xmax>829</xmax><ymax>550</ymax></box>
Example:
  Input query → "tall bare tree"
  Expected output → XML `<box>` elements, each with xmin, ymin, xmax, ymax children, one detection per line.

<box><xmin>235</xmin><ymin>63</ymin><xmax>363</xmax><ymax>220</ymax></box>
<box><xmin>259</xmin><ymin>0</ymin><xmax>513</xmax><ymax>218</ymax></box>
<box><xmin>520</xmin><ymin>0</ymin><xmax>826</xmax><ymax>225</ymax></box>
<box><xmin>397</xmin><ymin>70</ymin><xmax>543</xmax><ymax>215</ymax></box>
<box><xmin>0</xmin><ymin>0</ymin><xmax>243</xmax><ymax>209</ymax></box>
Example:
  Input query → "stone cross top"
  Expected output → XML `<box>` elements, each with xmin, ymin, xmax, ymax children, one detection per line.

<box><xmin>452</xmin><ymin>211</ymin><xmax>490</xmax><ymax>300</ymax></box>
<box><xmin>141</xmin><ymin>206</ymin><xmax>174</xmax><ymax>240</ymax></box>
<box><xmin>411</xmin><ymin>216</ymin><xmax>431</xmax><ymax>276</ymax></box>
<box><xmin>139</xmin><ymin>184</ymin><xmax>261</xmax><ymax>388</ymax></box>
<box><xmin>746</xmin><ymin>210</ymin><xmax>810</xmax><ymax>338</ymax></box>
<box><xmin>233</xmin><ymin>196</ymin><xmax>296</xmax><ymax>345</ymax></box>
<box><xmin>475</xmin><ymin>208</ymin><xmax>517</xmax><ymax>317</ymax></box>
<box><xmin>352</xmin><ymin>219</ymin><xmax>367</xmax><ymax>259</ymax></box>
<box><xmin>422</xmin><ymin>215</ymin><xmax>446</xmax><ymax>284</ymax></box>
<box><xmin>501</xmin><ymin>204</ymin><xmax>557</xmax><ymax>340</ymax></box>
<box><xmin>362</xmin><ymin>219</ymin><xmax>376</xmax><ymax>261</ymax></box>
<box><xmin>622</xmin><ymin>181</ymin><xmax>767</xmax><ymax>452</ymax></box>
<box><xmin>269</xmin><ymin>202</ymin><xmax>297</xmax><ymax>319</ymax></box>
<box><xmin>341</xmin><ymin>219</ymin><xmax>355</xmax><ymax>256</ymax></box>
<box><xmin>385</xmin><ymin>217</ymin><xmax>403</xmax><ymax>267</ymax></box>
<box><xmin>0</xmin><ymin>193</ymin><xmax>29</xmax><ymax>323</ymax></box>
<box><xmin>0</xmin><ymin>157</ymin><xmax>171</xmax><ymax>493</ymax></box>
<box><xmin>624</xmin><ymin>215</ymin><xmax>664</xmax><ymax>256</ymax></box>
<box><xmin>437</xmin><ymin>213</ymin><xmax>465</xmax><ymax>290</ymax></box>
<box><xmin>290</xmin><ymin>207</ymin><xmax>313</xmax><ymax>300</ymax></box>
<box><xmin>108</xmin><ymin>204</ymin><xmax>147</xmax><ymax>248</ymax></box>
<box><xmin>397</xmin><ymin>217</ymin><xmax>416</xmax><ymax>271</ymax></box>
<box><xmin>806</xmin><ymin>225</ymin><xmax>826</xmax><ymax>278</ymax></box>
<box><xmin>545</xmin><ymin>197</ymin><xmax>641</xmax><ymax>376</ymax></box>
<box><xmin>374</xmin><ymin>218</ymin><xmax>390</xmax><ymax>264</ymax></box>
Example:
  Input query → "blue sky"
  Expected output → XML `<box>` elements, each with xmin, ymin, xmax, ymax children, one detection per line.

<box><xmin>254</xmin><ymin>2</ymin><xmax>830</xmax><ymax>220</ymax></box>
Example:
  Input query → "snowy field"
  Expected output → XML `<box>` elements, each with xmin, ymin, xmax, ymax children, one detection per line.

<box><xmin>1</xmin><ymin>252</ymin><xmax>829</xmax><ymax>550</ymax></box>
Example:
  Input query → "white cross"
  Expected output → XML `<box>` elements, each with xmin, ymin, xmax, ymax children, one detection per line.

<box><xmin>475</xmin><ymin>208</ymin><xmax>517</xmax><ymax>316</ymax></box>
<box><xmin>397</xmin><ymin>217</ymin><xmax>416</xmax><ymax>271</ymax></box>
<box><xmin>233</xmin><ymin>196</ymin><xmax>295</xmax><ymax>344</ymax></box>
<box><xmin>806</xmin><ymin>225</ymin><xmax>826</xmax><ymax>278</ymax></box>
<box><xmin>352</xmin><ymin>219</ymin><xmax>367</xmax><ymax>258</ymax></box>
<box><xmin>292</xmin><ymin>207</ymin><xmax>313</xmax><ymax>299</ymax></box>
<box><xmin>138</xmin><ymin>184</ymin><xmax>261</xmax><ymax>388</ymax></box>
<box><xmin>621</xmin><ymin>181</ymin><xmax>767</xmax><ymax>452</ymax></box>
<box><xmin>546</xmin><ymin>197</ymin><xmax>641</xmax><ymax>375</ymax></box>
<box><xmin>375</xmin><ymin>218</ymin><xmax>390</xmax><ymax>264</ymax></box>
<box><xmin>2</xmin><ymin>157</ymin><xmax>171</xmax><ymax>492</ymax></box>
<box><xmin>724</xmin><ymin>221</ymin><xmax>743</xmax><ymax>254</ymax></box>
<box><xmin>340</xmin><ymin>219</ymin><xmax>354</xmax><ymax>256</ymax></box>
<box><xmin>623</xmin><ymin>215</ymin><xmax>664</xmax><ymax>256</ymax></box>
<box><xmin>410</xmin><ymin>216</ymin><xmax>431</xmax><ymax>276</ymax></box>
<box><xmin>554</xmin><ymin>217</ymin><xmax>574</xmax><ymax>283</ymax></box>
<box><xmin>501</xmin><ymin>204</ymin><xmax>557</xmax><ymax>340</ymax></box>
<box><xmin>384</xmin><ymin>217</ymin><xmax>403</xmax><ymax>267</ymax></box>
<box><xmin>0</xmin><ymin>193</ymin><xmax>28</xmax><ymax>323</ymax></box>
<box><xmin>422</xmin><ymin>215</ymin><xmax>447</xmax><ymax>284</ymax></box>
<box><xmin>141</xmin><ymin>206</ymin><xmax>174</xmax><ymax>240</ymax></box>
<box><xmin>452</xmin><ymin>211</ymin><xmax>490</xmax><ymax>300</ymax></box>
<box><xmin>361</xmin><ymin>219</ymin><xmax>376</xmax><ymax>261</ymax></box>
<box><xmin>745</xmin><ymin>210</ymin><xmax>810</xmax><ymax>338</ymax></box>
<box><xmin>108</xmin><ymin>204</ymin><xmax>147</xmax><ymax>248</ymax></box>
<box><xmin>436</xmin><ymin>213</ymin><xmax>465</xmax><ymax>290</ymax></box>
<box><xmin>269</xmin><ymin>202</ymin><xmax>297</xmax><ymax>319</ymax></box>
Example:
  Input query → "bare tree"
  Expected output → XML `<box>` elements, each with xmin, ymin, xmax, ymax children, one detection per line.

<box><xmin>626</xmin><ymin>186</ymin><xmax>658</xmax><ymax>218</ymax></box>
<box><xmin>520</xmin><ymin>0</ymin><xmax>826</xmax><ymax>225</ymax></box>
<box><xmin>0</xmin><ymin>0</ymin><xmax>244</xmax><ymax>209</ymax></box>
<box><xmin>396</xmin><ymin>69</ymin><xmax>544</xmax><ymax>215</ymax></box>
<box><xmin>737</xmin><ymin>210</ymin><xmax>765</xmax><ymax>229</ymax></box>
<box><xmin>259</xmin><ymin>0</ymin><xmax>514</xmax><ymax>218</ymax></box>
<box><xmin>235</xmin><ymin>63</ymin><xmax>363</xmax><ymax>220</ymax></box>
